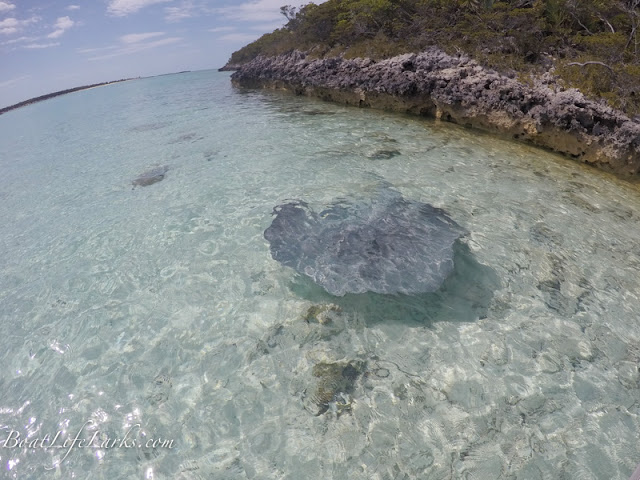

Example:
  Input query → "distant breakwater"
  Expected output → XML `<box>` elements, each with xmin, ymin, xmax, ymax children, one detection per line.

<box><xmin>0</xmin><ymin>79</ymin><xmax>132</xmax><ymax>116</ymax></box>
<box><xmin>230</xmin><ymin>48</ymin><xmax>640</xmax><ymax>178</ymax></box>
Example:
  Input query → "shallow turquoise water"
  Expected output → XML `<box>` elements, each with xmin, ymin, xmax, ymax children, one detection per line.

<box><xmin>1</xmin><ymin>70</ymin><xmax>640</xmax><ymax>479</ymax></box>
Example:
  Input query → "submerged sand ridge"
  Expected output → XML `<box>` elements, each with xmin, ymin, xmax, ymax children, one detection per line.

<box><xmin>231</xmin><ymin>48</ymin><xmax>640</xmax><ymax>178</ymax></box>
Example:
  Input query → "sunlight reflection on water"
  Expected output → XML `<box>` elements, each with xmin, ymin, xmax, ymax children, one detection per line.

<box><xmin>0</xmin><ymin>71</ymin><xmax>639</xmax><ymax>479</ymax></box>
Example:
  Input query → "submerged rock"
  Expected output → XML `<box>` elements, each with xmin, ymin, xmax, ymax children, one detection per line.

<box><xmin>264</xmin><ymin>186</ymin><xmax>466</xmax><ymax>296</ymax></box>
<box><xmin>132</xmin><ymin>165</ymin><xmax>169</xmax><ymax>188</ymax></box>
<box><xmin>303</xmin><ymin>303</ymin><xmax>342</xmax><ymax>325</ymax></box>
<box><xmin>368</xmin><ymin>149</ymin><xmax>402</xmax><ymax>160</ymax></box>
<box><xmin>306</xmin><ymin>360</ymin><xmax>365</xmax><ymax>416</ymax></box>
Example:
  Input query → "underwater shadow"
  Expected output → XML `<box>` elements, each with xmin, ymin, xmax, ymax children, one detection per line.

<box><xmin>288</xmin><ymin>242</ymin><xmax>500</xmax><ymax>327</ymax></box>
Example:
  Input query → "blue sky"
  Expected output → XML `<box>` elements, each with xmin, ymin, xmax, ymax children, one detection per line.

<box><xmin>0</xmin><ymin>0</ymin><xmax>293</xmax><ymax>107</ymax></box>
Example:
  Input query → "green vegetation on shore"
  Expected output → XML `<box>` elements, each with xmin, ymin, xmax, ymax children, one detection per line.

<box><xmin>227</xmin><ymin>0</ymin><xmax>640</xmax><ymax>116</ymax></box>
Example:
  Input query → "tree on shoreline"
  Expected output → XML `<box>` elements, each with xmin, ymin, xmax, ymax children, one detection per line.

<box><xmin>227</xmin><ymin>0</ymin><xmax>640</xmax><ymax>114</ymax></box>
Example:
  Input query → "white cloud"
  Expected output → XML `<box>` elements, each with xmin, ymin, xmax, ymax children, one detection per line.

<box><xmin>208</xmin><ymin>26</ymin><xmax>234</xmax><ymax>33</ymax></box>
<box><xmin>0</xmin><ymin>17</ymin><xmax>18</xmax><ymax>28</ymax></box>
<box><xmin>165</xmin><ymin>1</ymin><xmax>193</xmax><ymax>22</ymax></box>
<box><xmin>107</xmin><ymin>0</ymin><xmax>172</xmax><ymax>17</ymax></box>
<box><xmin>24</xmin><ymin>42</ymin><xmax>60</xmax><ymax>49</ymax></box>
<box><xmin>0</xmin><ymin>74</ymin><xmax>30</xmax><ymax>88</ymax></box>
<box><xmin>88</xmin><ymin>36</ymin><xmax>182</xmax><ymax>61</ymax></box>
<box><xmin>55</xmin><ymin>16</ymin><xmax>74</xmax><ymax>29</ymax></box>
<box><xmin>0</xmin><ymin>35</ymin><xmax>36</xmax><ymax>45</ymax></box>
<box><xmin>80</xmin><ymin>32</ymin><xmax>180</xmax><ymax>60</ymax></box>
<box><xmin>215</xmin><ymin>0</ymin><xmax>287</xmax><ymax>23</ymax></box>
<box><xmin>0</xmin><ymin>1</ymin><xmax>15</xmax><ymax>13</ymax></box>
<box><xmin>120</xmin><ymin>32</ymin><xmax>165</xmax><ymax>44</ymax></box>
<box><xmin>0</xmin><ymin>16</ymin><xmax>38</xmax><ymax>36</ymax></box>
<box><xmin>47</xmin><ymin>16</ymin><xmax>74</xmax><ymax>39</ymax></box>
<box><xmin>76</xmin><ymin>45</ymin><xmax>118</xmax><ymax>54</ymax></box>
<box><xmin>66</xmin><ymin>5</ymin><xmax>80</xmax><ymax>10</ymax></box>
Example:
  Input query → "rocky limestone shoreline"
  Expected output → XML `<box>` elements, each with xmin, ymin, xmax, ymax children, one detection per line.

<box><xmin>218</xmin><ymin>64</ymin><xmax>241</xmax><ymax>72</ymax></box>
<box><xmin>230</xmin><ymin>48</ymin><xmax>640</xmax><ymax>178</ymax></box>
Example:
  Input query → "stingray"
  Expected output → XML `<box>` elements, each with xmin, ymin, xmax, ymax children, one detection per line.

<box><xmin>132</xmin><ymin>165</ymin><xmax>169</xmax><ymax>188</ymax></box>
<box><xmin>264</xmin><ymin>186</ymin><xmax>466</xmax><ymax>296</ymax></box>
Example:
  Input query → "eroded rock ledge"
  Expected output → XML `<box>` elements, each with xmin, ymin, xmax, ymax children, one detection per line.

<box><xmin>231</xmin><ymin>48</ymin><xmax>640</xmax><ymax>177</ymax></box>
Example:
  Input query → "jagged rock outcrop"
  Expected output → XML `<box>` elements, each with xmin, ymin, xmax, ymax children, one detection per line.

<box><xmin>231</xmin><ymin>48</ymin><xmax>640</xmax><ymax>177</ymax></box>
<box><xmin>218</xmin><ymin>64</ymin><xmax>241</xmax><ymax>72</ymax></box>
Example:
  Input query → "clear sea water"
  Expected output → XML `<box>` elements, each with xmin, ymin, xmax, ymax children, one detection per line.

<box><xmin>1</xmin><ymin>70</ymin><xmax>640</xmax><ymax>479</ymax></box>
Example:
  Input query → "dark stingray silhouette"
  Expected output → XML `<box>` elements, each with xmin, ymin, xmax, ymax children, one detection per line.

<box><xmin>132</xmin><ymin>165</ymin><xmax>169</xmax><ymax>188</ymax></box>
<box><xmin>264</xmin><ymin>187</ymin><xmax>466</xmax><ymax>296</ymax></box>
